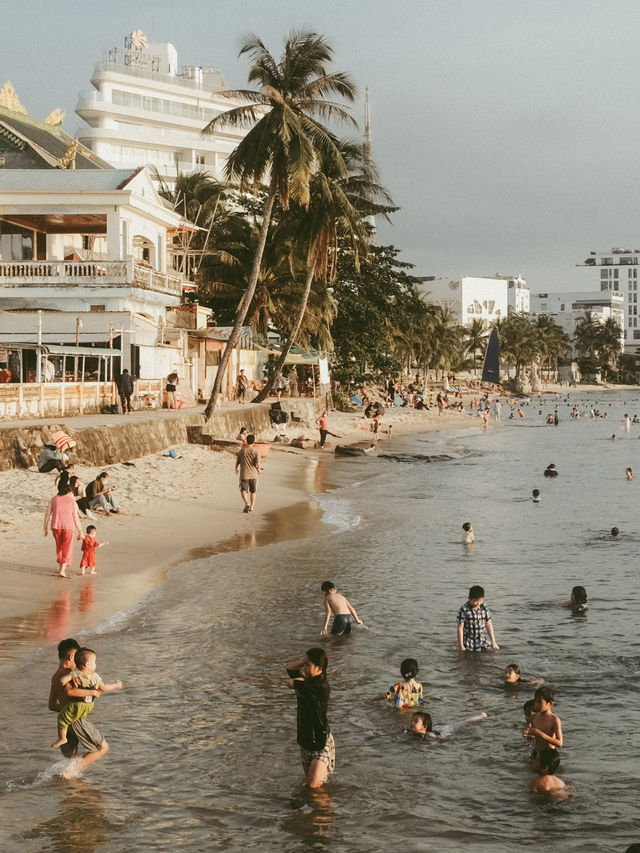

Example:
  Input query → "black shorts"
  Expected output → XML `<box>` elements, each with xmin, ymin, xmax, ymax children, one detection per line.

<box><xmin>239</xmin><ymin>478</ymin><xmax>257</xmax><ymax>493</ymax></box>
<box><xmin>166</xmin><ymin>384</ymin><xmax>176</xmax><ymax>392</ymax></box>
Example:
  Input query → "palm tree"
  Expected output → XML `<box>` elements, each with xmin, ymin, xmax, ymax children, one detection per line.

<box><xmin>573</xmin><ymin>313</ymin><xmax>601</xmax><ymax>358</ymax></box>
<box><xmin>201</xmin><ymin>30</ymin><xmax>357</xmax><ymax>420</ymax></box>
<box><xmin>464</xmin><ymin>318</ymin><xmax>487</xmax><ymax>376</ymax></box>
<box><xmin>252</xmin><ymin>140</ymin><xmax>394</xmax><ymax>402</ymax></box>
<box><xmin>534</xmin><ymin>315</ymin><xmax>569</xmax><ymax>381</ymax></box>
<box><xmin>597</xmin><ymin>316</ymin><xmax>623</xmax><ymax>376</ymax></box>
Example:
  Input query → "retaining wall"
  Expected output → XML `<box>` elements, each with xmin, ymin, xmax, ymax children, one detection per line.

<box><xmin>0</xmin><ymin>398</ymin><xmax>325</xmax><ymax>471</ymax></box>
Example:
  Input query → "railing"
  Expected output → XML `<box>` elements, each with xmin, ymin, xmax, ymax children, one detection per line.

<box><xmin>0</xmin><ymin>260</ymin><xmax>183</xmax><ymax>297</ymax></box>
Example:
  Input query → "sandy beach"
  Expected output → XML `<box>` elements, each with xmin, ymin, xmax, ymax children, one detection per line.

<box><xmin>0</xmin><ymin>402</ymin><xmax>480</xmax><ymax>663</ymax></box>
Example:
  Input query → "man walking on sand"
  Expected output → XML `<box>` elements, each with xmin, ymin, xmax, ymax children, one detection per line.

<box><xmin>235</xmin><ymin>434</ymin><xmax>262</xmax><ymax>513</ymax></box>
<box><xmin>49</xmin><ymin>638</ymin><xmax>111</xmax><ymax>776</ymax></box>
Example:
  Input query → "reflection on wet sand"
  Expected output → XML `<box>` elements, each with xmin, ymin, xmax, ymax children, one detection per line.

<box><xmin>0</xmin><ymin>498</ymin><xmax>325</xmax><ymax>662</ymax></box>
<box><xmin>24</xmin><ymin>779</ymin><xmax>115</xmax><ymax>853</ymax></box>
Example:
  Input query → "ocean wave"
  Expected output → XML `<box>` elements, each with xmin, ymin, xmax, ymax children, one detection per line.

<box><xmin>316</xmin><ymin>495</ymin><xmax>361</xmax><ymax>531</ymax></box>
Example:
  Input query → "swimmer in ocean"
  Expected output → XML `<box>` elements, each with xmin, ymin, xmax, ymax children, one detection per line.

<box><xmin>562</xmin><ymin>586</ymin><xmax>588</xmax><ymax>614</ymax></box>
<box><xmin>461</xmin><ymin>522</ymin><xmax>475</xmax><ymax>545</ymax></box>
<box><xmin>544</xmin><ymin>464</ymin><xmax>558</xmax><ymax>477</ymax></box>
<box><xmin>530</xmin><ymin>746</ymin><xmax>566</xmax><ymax>795</ymax></box>
<box><xmin>409</xmin><ymin>710</ymin><xmax>487</xmax><ymax>740</ymax></box>
<box><xmin>626</xmin><ymin>468</ymin><xmax>633</xmax><ymax>481</ymax></box>
<box><xmin>504</xmin><ymin>664</ymin><xmax>543</xmax><ymax>688</ymax></box>
<box><xmin>532</xmin><ymin>489</ymin><xmax>541</xmax><ymax>503</ymax></box>
<box><xmin>611</xmin><ymin>527</ymin><xmax>620</xmax><ymax>539</ymax></box>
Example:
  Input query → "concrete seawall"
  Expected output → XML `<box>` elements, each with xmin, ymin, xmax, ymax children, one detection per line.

<box><xmin>0</xmin><ymin>398</ymin><xmax>324</xmax><ymax>470</ymax></box>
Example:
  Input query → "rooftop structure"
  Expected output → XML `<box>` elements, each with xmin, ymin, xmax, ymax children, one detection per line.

<box><xmin>75</xmin><ymin>31</ymin><xmax>250</xmax><ymax>182</ymax></box>
<box><xmin>577</xmin><ymin>247</ymin><xmax>640</xmax><ymax>351</ymax></box>
<box><xmin>0</xmin><ymin>99</ymin><xmax>111</xmax><ymax>170</ymax></box>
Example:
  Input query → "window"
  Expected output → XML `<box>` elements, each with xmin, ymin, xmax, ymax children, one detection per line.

<box><xmin>0</xmin><ymin>223</ymin><xmax>33</xmax><ymax>260</ymax></box>
<box><xmin>195</xmin><ymin>154</ymin><xmax>205</xmax><ymax>165</ymax></box>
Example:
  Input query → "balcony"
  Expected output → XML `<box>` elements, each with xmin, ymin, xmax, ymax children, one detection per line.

<box><xmin>0</xmin><ymin>259</ymin><xmax>183</xmax><ymax>297</ymax></box>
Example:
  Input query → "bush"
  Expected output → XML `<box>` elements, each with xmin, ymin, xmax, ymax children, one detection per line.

<box><xmin>333</xmin><ymin>390</ymin><xmax>356</xmax><ymax>412</ymax></box>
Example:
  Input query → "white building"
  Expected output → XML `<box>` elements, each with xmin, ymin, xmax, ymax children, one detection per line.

<box><xmin>529</xmin><ymin>290</ymin><xmax>625</xmax><ymax>356</ymax></box>
<box><xmin>417</xmin><ymin>275</ymin><xmax>529</xmax><ymax>326</ymax></box>
<box><xmin>75</xmin><ymin>31</ymin><xmax>249</xmax><ymax>182</ymax></box>
<box><xmin>578</xmin><ymin>247</ymin><xmax>640</xmax><ymax>352</ymax></box>
<box><xmin>0</xmin><ymin>168</ymin><xmax>188</xmax><ymax>381</ymax></box>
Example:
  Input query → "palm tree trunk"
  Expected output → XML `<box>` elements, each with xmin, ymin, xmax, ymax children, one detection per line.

<box><xmin>203</xmin><ymin>181</ymin><xmax>277</xmax><ymax>421</ymax></box>
<box><xmin>252</xmin><ymin>261</ymin><xmax>316</xmax><ymax>403</ymax></box>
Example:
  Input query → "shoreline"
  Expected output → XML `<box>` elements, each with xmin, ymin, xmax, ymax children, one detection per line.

<box><xmin>0</xmin><ymin>404</ymin><xmax>496</xmax><ymax>665</ymax></box>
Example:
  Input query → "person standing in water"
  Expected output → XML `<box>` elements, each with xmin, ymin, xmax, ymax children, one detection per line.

<box><xmin>286</xmin><ymin>648</ymin><xmax>334</xmax><ymax>788</ymax></box>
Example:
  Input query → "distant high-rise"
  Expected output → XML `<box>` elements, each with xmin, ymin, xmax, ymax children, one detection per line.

<box><xmin>578</xmin><ymin>247</ymin><xmax>637</xmax><ymax>352</ymax></box>
<box><xmin>75</xmin><ymin>32</ymin><xmax>250</xmax><ymax>183</ymax></box>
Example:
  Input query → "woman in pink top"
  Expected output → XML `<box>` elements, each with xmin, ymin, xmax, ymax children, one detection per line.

<box><xmin>44</xmin><ymin>484</ymin><xmax>82</xmax><ymax>578</ymax></box>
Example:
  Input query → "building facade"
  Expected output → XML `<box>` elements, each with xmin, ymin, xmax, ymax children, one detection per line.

<box><xmin>529</xmin><ymin>290</ymin><xmax>625</xmax><ymax>357</ymax></box>
<box><xmin>417</xmin><ymin>275</ymin><xmax>529</xmax><ymax>326</ymax></box>
<box><xmin>75</xmin><ymin>32</ymin><xmax>249</xmax><ymax>182</ymax></box>
<box><xmin>578</xmin><ymin>247</ymin><xmax>640</xmax><ymax>352</ymax></box>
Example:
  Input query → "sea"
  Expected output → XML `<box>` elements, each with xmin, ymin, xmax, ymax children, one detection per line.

<box><xmin>1</xmin><ymin>392</ymin><xmax>640</xmax><ymax>853</ymax></box>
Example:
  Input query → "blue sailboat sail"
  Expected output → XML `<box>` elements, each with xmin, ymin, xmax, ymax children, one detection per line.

<box><xmin>481</xmin><ymin>328</ymin><xmax>500</xmax><ymax>384</ymax></box>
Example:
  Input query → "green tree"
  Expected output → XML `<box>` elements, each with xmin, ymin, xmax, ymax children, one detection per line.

<box><xmin>201</xmin><ymin>30</ymin><xmax>357</xmax><ymax>420</ymax></box>
<box><xmin>464</xmin><ymin>318</ymin><xmax>487</xmax><ymax>376</ymax></box>
<box><xmin>253</xmin><ymin>140</ymin><xmax>394</xmax><ymax>401</ymax></box>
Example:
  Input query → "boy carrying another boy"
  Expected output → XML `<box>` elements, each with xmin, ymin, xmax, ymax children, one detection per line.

<box><xmin>320</xmin><ymin>581</ymin><xmax>363</xmax><ymax>636</ymax></box>
<box><xmin>457</xmin><ymin>585</ymin><xmax>500</xmax><ymax>651</ymax></box>
<box><xmin>52</xmin><ymin>647</ymin><xmax>122</xmax><ymax>749</ymax></box>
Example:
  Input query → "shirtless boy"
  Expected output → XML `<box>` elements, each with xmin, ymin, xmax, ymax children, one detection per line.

<box><xmin>320</xmin><ymin>582</ymin><xmax>362</xmax><ymax>636</ymax></box>
<box><xmin>523</xmin><ymin>685</ymin><xmax>563</xmax><ymax>763</ymax></box>
<box><xmin>530</xmin><ymin>746</ymin><xmax>567</xmax><ymax>795</ymax></box>
<box><xmin>49</xmin><ymin>637</ymin><xmax>111</xmax><ymax>775</ymax></box>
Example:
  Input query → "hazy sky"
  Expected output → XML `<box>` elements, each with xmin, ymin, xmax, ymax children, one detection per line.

<box><xmin>3</xmin><ymin>0</ymin><xmax>640</xmax><ymax>292</ymax></box>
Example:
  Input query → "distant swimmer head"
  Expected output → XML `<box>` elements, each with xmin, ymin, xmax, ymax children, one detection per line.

<box><xmin>400</xmin><ymin>658</ymin><xmax>419</xmax><ymax>680</ymax></box>
<box><xmin>523</xmin><ymin>699</ymin><xmax>536</xmax><ymax>723</ymax></box>
<box><xmin>612</xmin><ymin>434</ymin><xmax>616</xmax><ymax>440</ymax></box>
<box><xmin>538</xmin><ymin>746</ymin><xmax>560</xmax><ymax>775</ymax></box>
<box><xmin>611</xmin><ymin>526</ymin><xmax>620</xmax><ymax>538</ymax></box>
<box><xmin>570</xmin><ymin>586</ymin><xmax>587</xmax><ymax>606</ymax></box>
<box><xmin>410</xmin><ymin>711</ymin><xmax>432</xmax><ymax>734</ymax></box>
<box><xmin>532</xmin><ymin>489</ymin><xmax>541</xmax><ymax>501</ymax></box>
<box><xmin>505</xmin><ymin>664</ymin><xmax>521</xmax><ymax>684</ymax></box>
<box><xmin>626</xmin><ymin>468</ymin><xmax>633</xmax><ymax>480</ymax></box>
<box><xmin>462</xmin><ymin>522</ymin><xmax>472</xmax><ymax>532</ymax></box>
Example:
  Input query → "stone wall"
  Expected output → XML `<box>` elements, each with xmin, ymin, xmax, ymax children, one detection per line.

<box><xmin>0</xmin><ymin>398</ymin><xmax>325</xmax><ymax>471</ymax></box>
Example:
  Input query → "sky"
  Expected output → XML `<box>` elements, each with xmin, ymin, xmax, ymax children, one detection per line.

<box><xmin>3</xmin><ymin>0</ymin><xmax>640</xmax><ymax>293</ymax></box>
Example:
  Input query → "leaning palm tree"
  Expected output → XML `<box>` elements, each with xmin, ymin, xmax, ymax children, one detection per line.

<box><xmin>252</xmin><ymin>140</ymin><xmax>394</xmax><ymax>402</ymax></box>
<box><xmin>201</xmin><ymin>30</ymin><xmax>357</xmax><ymax>420</ymax></box>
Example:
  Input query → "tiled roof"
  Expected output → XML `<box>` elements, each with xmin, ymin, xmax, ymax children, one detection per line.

<box><xmin>0</xmin><ymin>168</ymin><xmax>139</xmax><ymax>192</ymax></box>
<box><xmin>0</xmin><ymin>106</ymin><xmax>112</xmax><ymax>169</ymax></box>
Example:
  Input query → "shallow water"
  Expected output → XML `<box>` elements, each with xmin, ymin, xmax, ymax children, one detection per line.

<box><xmin>2</xmin><ymin>393</ymin><xmax>640</xmax><ymax>852</ymax></box>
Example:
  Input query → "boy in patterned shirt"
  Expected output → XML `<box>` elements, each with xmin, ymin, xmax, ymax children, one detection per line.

<box><xmin>457</xmin><ymin>585</ymin><xmax>500</xmax><ymax>652</ymax></box>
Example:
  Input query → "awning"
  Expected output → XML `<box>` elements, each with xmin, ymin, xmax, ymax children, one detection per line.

<box><xmin>0</xmin><ymin>341</ymin><xmax>122</xmax><ymax>358</ymax></box>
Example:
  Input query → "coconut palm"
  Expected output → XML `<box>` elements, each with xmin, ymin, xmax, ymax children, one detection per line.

<box><xmin>201</xmin><ymin>30</ymin><xmax>357</xmax><ymax>420</ymax></box>
<box><xmin>573</xmin><ymin>313</ymin><xmax>601</xmax><ymax>358</ymax></box>
<box><xmin>464</xmin><ymin>318</ymin><xmax>488</xmax><ymax>375</ymax></box>
<box><xmin>597</xmin><ymin>316</ymin><xmax>623</xmax><ymax>376</ymax></box>
<box><xmin>252</xmin><ymin>140</ymin><xmax>394</xmax><ymax>402</ymax></box>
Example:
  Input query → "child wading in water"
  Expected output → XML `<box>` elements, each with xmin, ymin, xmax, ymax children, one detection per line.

<box><xmin>80</xmin><ymin>525</ymin><xmax>108</xmax><ymax>575</ymax></box>
<box><xmin>52</xmin><ymin>648</ymin><xmax>122</xmax><ymax>748</ymax></box>
<box><xmin>457</xmin><ymin>585</ymin><xmax>500</xmax><ymax>651</ymax></box>
<box><xmin>377</xmin><ymin>658</ymin><xmax>424</xmax><ymax>708</ymax></box>
<box><xmin>562</xmin><ymin>585</ymin><xmax>588</xmax><ymax>614</ymax></box>
<box><xmin>504</xmin><ymin>664</ymin><xmax>543</xmax><ymax>688</ymax></box>
<box><xmin>320</xmin><ymin>581</ymin><xmax>362</xmax><ymax>636</ymax></box>
<box><xmin>523</xmin><ymin>685</ymin><xmax>563</xmax><ymax>762</ymax></box>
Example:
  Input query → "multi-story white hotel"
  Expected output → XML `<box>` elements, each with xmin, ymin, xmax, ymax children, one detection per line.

<box><xmin>578</xmin><ymin>247</ymin><xmax>640</xmax><ymax>352</ymax></box>
<box><xmin>417</xmin><ymin>275</ymin><xmax>529</xmax><ymax>326</ymax></box>
<box><xmin>75</xmin><ymin>31</ymin><xmax>248</xmax><ymax>182</ymax></box>
<box><xmin>529</xmin><ymin>290</ymin><xmax>625</xmax><ymax>357</ymax></box>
